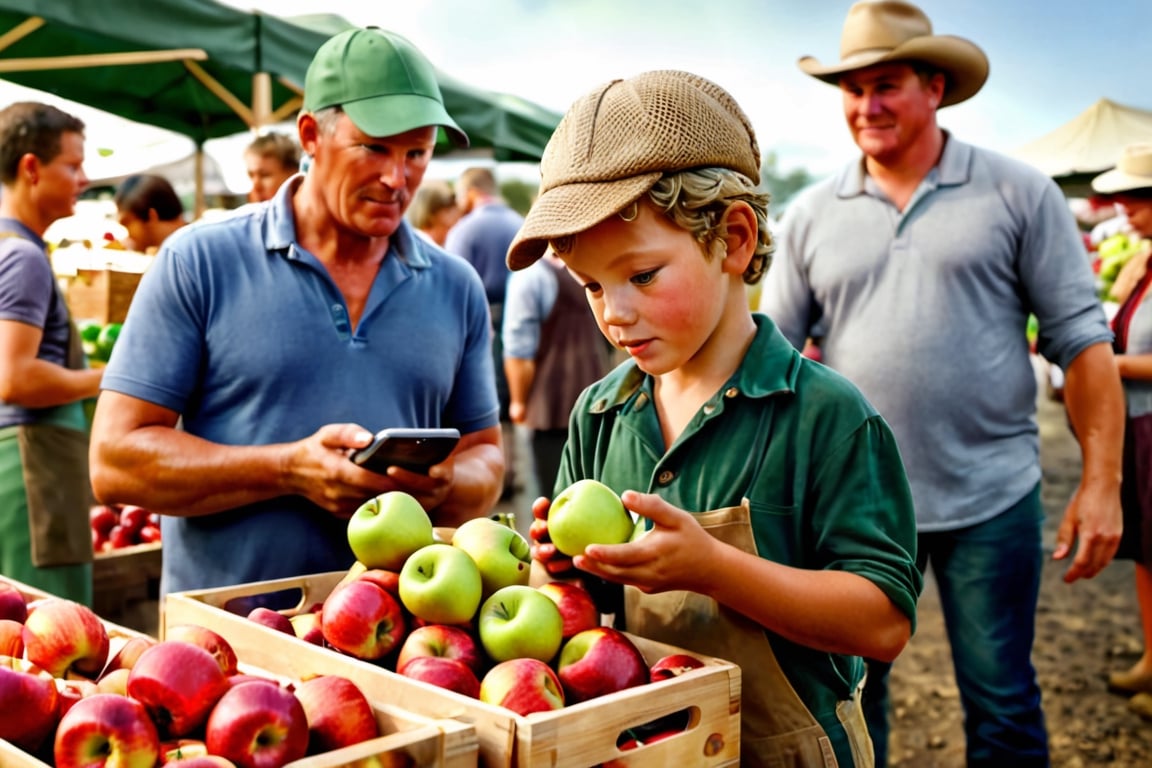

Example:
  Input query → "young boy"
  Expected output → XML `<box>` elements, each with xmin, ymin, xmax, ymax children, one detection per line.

<box><xmin>507</xmin><ymin>70</ymin><xmax>920</xmax><ymax>767</ymax></box>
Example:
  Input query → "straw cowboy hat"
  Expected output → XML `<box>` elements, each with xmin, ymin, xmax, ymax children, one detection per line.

<box><xmin>798</xmin><ymin>0</ymin><xmax>989</xmax><ymax>107</ymax></box>
<box><xmin>1092</xmin><ymin>143</ymin><xmax>1152</xmax><ymax>195</ymax></box>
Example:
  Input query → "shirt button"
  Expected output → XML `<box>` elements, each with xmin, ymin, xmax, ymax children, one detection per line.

<box><xmin>724</xmin><ymin>387</ymin><xmax>739</xmax><ymax>398</ymax></box>
<box><xmin>657</xmin><ymin>470</ymin><xmax>675</xmax><ymax>485</ymax></box>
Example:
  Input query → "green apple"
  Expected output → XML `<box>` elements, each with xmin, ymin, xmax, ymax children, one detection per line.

<box><xmin>477</xmin><ymin>585</ymin><xmax>564</xmax><ymax>663</ymax></box>
<box><xmin>346</xmin><ymin>491</ymin><xmax>435</xmax><ymax>571</ymax></box>
<box><xmin>451</xmin><ymin>517</ymin><xmax>532</xmax><ymax>598</ymax></box>
<box><xmin>547</xmin><ymin>479</ymin><xmax>634</xmax><ymax>557</ymax></box>
<box><xmin>398</xmin><ymin>544</ymin><xmax>483</xmax><ymax>625</ymax></box>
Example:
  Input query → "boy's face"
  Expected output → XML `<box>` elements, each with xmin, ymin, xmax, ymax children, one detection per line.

<box><xmin>559</xmin><ymin>200</ymin><xmax>733</xmax><ymax>377</ymax></box>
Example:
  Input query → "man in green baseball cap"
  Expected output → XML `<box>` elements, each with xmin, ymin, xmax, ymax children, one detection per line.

<box><xmin>89</xmin><ymin>28</ymin><xmax>505</xmax><ymax>599</ymax></box>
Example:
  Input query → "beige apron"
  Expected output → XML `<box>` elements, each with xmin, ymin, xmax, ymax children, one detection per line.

<box><xmin>624</xmin><ymin>501</ymin><xmax>873</xmax><ymax>767</ymax></box>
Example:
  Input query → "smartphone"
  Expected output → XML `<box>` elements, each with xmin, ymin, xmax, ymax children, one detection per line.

<box><xmin>350</xmin><ymin>427</ymin><xmax>461</xmax><ymax>474</ymax></box>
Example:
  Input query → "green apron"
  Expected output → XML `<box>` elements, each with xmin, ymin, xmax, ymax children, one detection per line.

<box><xmin>0</xmin><ymin>268</ymin><xmax>93</xmax><ymax>605</ymax></box>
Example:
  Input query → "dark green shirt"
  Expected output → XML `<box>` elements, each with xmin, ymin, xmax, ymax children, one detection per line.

<box><xmin>558</xmin><ymin>314</ymin><xmax>921</xmax><ymax>732</ymax></box>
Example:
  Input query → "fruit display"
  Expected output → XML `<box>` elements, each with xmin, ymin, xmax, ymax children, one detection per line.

<box><xmin>154</xmin><ymin>491</ymin><xmax>747</xmax><ymax>766</ymax></box>
<box><xmin>90</xmin><ymin>504</ymin><xmax>161</xmax><ymax>553</ymax></box>
<box><xmin>0</xmin><ymin>577</ymin><xmax>466</xmax><ymax>768</ymax></box>
<box><xmin>76</xmin><ymin>320</ymin><xmax>123</xmax><ymax>364</ymax></box>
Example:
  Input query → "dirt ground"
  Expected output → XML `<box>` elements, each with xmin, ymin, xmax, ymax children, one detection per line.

<box><xmin>885</xmin><ymin>373</ymin><xmax>1152</xmax><ymax>767</ymax></box>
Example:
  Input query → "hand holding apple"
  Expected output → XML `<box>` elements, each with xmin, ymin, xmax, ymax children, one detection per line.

<box><xmin>547</xmin><ymin>480</ymin><xmax>634</xmax><ymax>557</ymax></box>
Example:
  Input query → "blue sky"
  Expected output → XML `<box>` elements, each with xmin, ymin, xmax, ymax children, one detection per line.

<box><xmin>7</xmin><ymin>0</ymin><xmax>1149</xmax><ymax>185</ymax></box>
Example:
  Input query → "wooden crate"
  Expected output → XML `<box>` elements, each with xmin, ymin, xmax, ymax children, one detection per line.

<box><xmin>65</xmin><ymin>268</ymin><xmax>143</xmax><ymax>325</ymax></box>
<box><xmin>165</xmin><ymin>572</ymin><xmax>742</xmax><ymax>768</ymax></box>
<box><xmin>0</xmin><ymin>575</ymin><xmax>478</xmax><ymax>768</ymax></box>
<box><xmin>92</xmin><ymin>542</ymin><xmax>162</xmax><ymax>624</ymax></box>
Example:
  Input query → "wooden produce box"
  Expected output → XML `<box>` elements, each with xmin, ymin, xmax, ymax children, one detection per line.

<box><xmin>165</xmin><ymin>572</ymin><xmax>742</xmax><ymax>768</ymax></box>
<box><xmin>65</xmin><ymin>267</ymin><xmax>143</xmax><ymax>325</ymax></box>
<box><xmin>0</xmin><ymin>575</ymin><xmax>478</xmax><ymax>768</ymax></box>
<box><xmin>92</xmin><ymin>541</ymin><xmax>162</xmax><ymax>626</ymax></box>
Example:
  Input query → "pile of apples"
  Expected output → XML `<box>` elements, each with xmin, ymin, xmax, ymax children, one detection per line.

<box><xmin>0</xmin><ymin>579</ymin><xmax>393</xmax><ymax>768</ymax></box>
<box><xmin>90</xmin><ymin>504</ymin><xmax>161</xmax><ymax>553</ymax></box>
<box><xmin>241</xmin><ymin>488</ymin><xmax>706</xmax><ymax>718</ymax></box>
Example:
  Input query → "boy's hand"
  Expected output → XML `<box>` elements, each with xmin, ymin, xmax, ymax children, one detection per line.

<box><xmin>527</xmin><ymin>495</ymin><xmax>578</xmax><ymax>577</ymax></box>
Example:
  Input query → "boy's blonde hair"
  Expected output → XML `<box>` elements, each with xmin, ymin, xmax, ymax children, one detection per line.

<box><xmin>551</xmin><ymin>168</ymin><xmax>773</xmax><ymax>284</ymax></box>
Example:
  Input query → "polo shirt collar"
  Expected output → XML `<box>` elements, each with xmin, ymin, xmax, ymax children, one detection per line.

<box><xmin>835</xmin><ymin>130</ymin><xmax>973</xmax><ymax>199</ymax></box>
<box><xmin>586</xmin><ymin>314</ymin><xmax>799</xmax><ymax>415</ymax></box>
<box><xmin>262</xmin><ymin>175</ymin><xmax>431</xmax><ymax>269</ymax></box>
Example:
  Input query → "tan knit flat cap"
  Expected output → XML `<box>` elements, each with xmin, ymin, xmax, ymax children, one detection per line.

<box><xmin>506</xmin><ymin>70</ymin><xmax>761</xmax><ymax>270</ymax></box>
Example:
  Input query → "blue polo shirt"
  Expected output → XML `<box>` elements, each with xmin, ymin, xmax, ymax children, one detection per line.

<box><xmin>101</xmin><ymin>180</ymin><xmax>499</xmax><ymax>594</ymax></box>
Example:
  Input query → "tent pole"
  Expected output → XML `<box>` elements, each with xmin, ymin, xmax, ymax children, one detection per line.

<box><xmin>194</xmin><ymin>148</ymin><xmax>205</xmax><ymax>219</ymax></box>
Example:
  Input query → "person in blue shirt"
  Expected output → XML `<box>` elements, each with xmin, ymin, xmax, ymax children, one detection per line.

<box><xmin>89</xmin><ymin>28</ymin><xmax>504</xmax><ymax>598</ymax></box>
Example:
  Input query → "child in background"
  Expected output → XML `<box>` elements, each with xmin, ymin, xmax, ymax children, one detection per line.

<box><xmin>509</xmin><ymin>70</ymin><xmax>920</xmax><ymax>767</ymax></box>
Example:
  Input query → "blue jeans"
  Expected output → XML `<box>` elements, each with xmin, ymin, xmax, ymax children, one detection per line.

<box><xmin>865</xmin><ymin>485</ymin><xmax>1049</xmax><ymax>767</ymax></box>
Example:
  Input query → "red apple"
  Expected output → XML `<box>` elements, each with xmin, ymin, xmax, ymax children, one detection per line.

<box><xmin>54</xmin><ymin>693</ymin><xmax>160</xmax><ymax>768</ymax></box>
<box><xmin>538</xmin><ymin>580</ymin><xmax>600</xmax><ymax>639</ymax></box>
<box><xmin>320</xmin><ymin>579</ymin><xmax>407</xmax><ymax>661</ymax></box>
<box><xmin>89</xmin><ymin>505</ymin><xmax>120</xmax><ymax>538</ymax></box>
<box><xmin>205</xmin><ymin>679</ymin><xmax>308</xmax><ymax>768</ymax></box>
<box><xmin>126</xmin><ymin>640</ymin><xmax>230</xmax><ymax>738</ymax></box>
<box><xmin>0</xmin><ymin>581</ymin><xmax>27</xmax><ymax>623</ymax></box>
<box><xmin>649</xmin><ymin>652</ymin><xmax>706</xmax><ymax>682</ymax></box>
<box><xmin>95</xmin><ymin>667</ymin><xmax>132</xmax><ymax>696</ymax></box>
<box><xmin>479</xmin><ymin>658</ymin><xmax>565</xmax><ymax>715</ymax></box>
<box><xmin>293</xmin><ymin>674</ymin><xmax>380</xmax><ymax>753</ymax></box>
<box><xmin>159</xmin><ymin>737</ymin><xmax>209</xmax><ymax>764</ymax></box>
<box><xmin>395</xmin><ymin>623</ymin><xmax>482</xmax><ymax>674</ymax></box>
<box><xmin>118</xmin><ymin>505</ymin><xmax>151</xmax><ymax>535</ymax></box>
<box><xmin>166</xmin><ymin>624</ymin><xmax>240</xmax><ymax>676</ymax></box>
<box><xmin>139</xmin><ymin>524</ymin><xmax>163</xmax><ymax>544</ymax></box>
<box><xmin>289</xmin><ymin>612</ymin><xmax>325</xmax><ymax>646</ymax></box>
<box><xmin>22</xmin><ymin>597</ymin><xmax>109</xmax><ymax>678</ymax></box>
<box><xmin>225</xmin><ymin>672</ymin><xmax>284</xmax><ymax>690</ymax></box>
<box><xmin>56</xmin><ymin>677</ymin><xmax>99</xmax><ymax>718</ymax></box>
<box><xmin>399</xmin><ymin>655</ymin><xmax>481</xmax><ymax>698</ymax></box>
<box><xmin>108</xmin><ymin>524</ymin><xmax>136</xmax><ymax>549</ymax></box>
<box><xmin>0</xmin><ymin>617</ymin><xmax>24</xmax><ymax>656</ymax></box>
<box><xmin>556</xmin><ymin>627</ymin><xmax>648</xmax><ymax>704</ymax></box>
<box><xmin>0</xmin><ymin>657</ymin><xmax>59</xmax><ymax>751</ymax></box>
<box><xmin>246</xmin><ymin>607</ymin><xmax>295</xmax><ymax>636</ymax></box>
<box><xmin>167</xmin><ymin>758</ymin><xmax>238</xmax><ymax>768</ymax></box>
<box><xmin>356</xmin><ymin>568</ymin><xmax>403</xmax><ymax>599</ymax></box>
<box><xmin>101</xmin><ymin>635</ymin><xmax>159</xmax><ymax>676</ymax></box>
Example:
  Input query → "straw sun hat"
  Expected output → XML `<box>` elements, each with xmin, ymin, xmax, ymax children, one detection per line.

<box><xmin>798</xmin><ymin>0</ymin><xmax>989</xmax><ymax>107</ymax></box>
<box><xmin>1092</xmin><ymin>143</ymin><xmax>1152</xmax><ymax>195</ymax></box>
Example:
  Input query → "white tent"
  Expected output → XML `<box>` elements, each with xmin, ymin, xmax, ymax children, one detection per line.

<box><xmin>1013</xmin><ymin>99</ymin><xmax>1152</xmax><ymax>193</ymax></box>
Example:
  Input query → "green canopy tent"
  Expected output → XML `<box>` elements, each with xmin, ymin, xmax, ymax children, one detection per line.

<box><xmin>0</xmin><ymin>0</ymin><xmax>560</xmax><ymax>210</ymax></box>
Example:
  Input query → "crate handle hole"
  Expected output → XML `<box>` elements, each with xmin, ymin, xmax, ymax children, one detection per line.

<box><xmin>614</xmin><ymin>705</ymin><xmax>699</xmax><ymax>750</ymax></box>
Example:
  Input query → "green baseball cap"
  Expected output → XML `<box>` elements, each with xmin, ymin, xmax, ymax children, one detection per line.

<box><xmin>304</xmin><ymin>27</ymin><xmax>469</xmax><ymax>148</ymax></box>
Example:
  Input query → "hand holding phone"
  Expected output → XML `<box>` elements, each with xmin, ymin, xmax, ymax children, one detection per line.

<box><xmin>350</xmin><ymin>428</ymin><xmax>461</xmax><ymax>474</ymax></box>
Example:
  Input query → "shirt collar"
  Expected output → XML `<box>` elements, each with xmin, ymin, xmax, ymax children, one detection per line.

<box><xmin>586</xmin><ymin>314</ymin><xmax>799</xmax><ymax>415</ymax></box>
<box><xmin>835</xmin><ymin>130</ymin><xmax>973</xmax><ymax>199</ymax></box>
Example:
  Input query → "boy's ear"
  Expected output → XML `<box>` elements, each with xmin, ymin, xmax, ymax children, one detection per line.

<box><xmin>720</xmin><ymin>201</ymin><xmax>757</xmax><ymax>275</ymax></box>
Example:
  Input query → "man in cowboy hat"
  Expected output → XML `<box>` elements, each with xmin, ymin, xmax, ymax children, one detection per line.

<box><xmin>760</xmin><ymin>1</ymin><xmax>1124</xmax><ymax>765</ymax></box>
